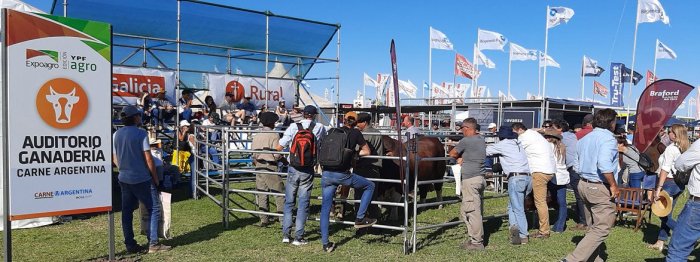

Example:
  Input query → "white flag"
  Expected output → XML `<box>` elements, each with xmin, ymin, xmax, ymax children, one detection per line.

<box><xmin>508</xmin><ymin>94</ymin><xmax>517</xmax><ymax>101</ymax></box>
<box><xmin>398</xmin><ymin>79</ymin><xmax>417</xmax><ymax>98</ymax></box>
<box><xmin>430</xmin><ymin>27</ymin><xmax>454</xmax><ymax>50</ymax></box>
<box><xmin>478</xmin><ymin>29</ymin><xmax>507</xmax><ymax>51</ymax></box>
<box><xmin>363</xmin><ymin>73</ymin><xmax>378</xmax><ymax>87</ymax></box>
<box><xmin>498</xmin><ymin>90</ymin><xmax>507</xmax><ymax>100</ymax></box>
<box><xmin>637</xmin><ymin>0</ymin><xmax>669</xmax><ymax>24</ymax></box>
<box><xmin>582</xmin><ymin>56</ymin><xmax>600</xmax><ymax>75</ymax></box>
<box><xmin>547</xmin><ymin>6</ymin><xmax>575</xmax><ymax>29</ymax></box>
<box><xmin>656</xmin><ymin>39</ymin><xmax>677</xmax><ymax>60</ymax></box>
<box><xmin>539</xmin><ymin>52</ymin><xmax>560</xmax><ymax>68</ymax></box>
<box><xmin>455</xmin><ymin>83</ymin><xmax>469</xmax><ymax>99</ymax></box>
<box><xmin>526</xmin><ymin>92</ymin><xmax>533</xmax><ymax>99</ymax></box>
<box><xmin>475</xmin><ymin>48</ymin><xmax>496</xmax><ymax>69</ymax></box>
<box><xmin>510</xmin><ymin>43</ymin><xmax>538</xmax><ymax>61</ymax></box>
<box><xmin>486</xmin><ymin>88</ymin><xmax>491</xmax><ymax>98</ymax></box>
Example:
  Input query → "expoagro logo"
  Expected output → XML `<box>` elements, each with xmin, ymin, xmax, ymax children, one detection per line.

<box><xmin>36</xmin><ymin>78</ymin><xmax>89</xmax><ymax>129</ymax></box>
<box><xmin>225</xmin><ymin>80</ymin><xmax>246</xmax><ymax>102</ymax></box>
<box><xmin>26</xmin><ymin>49</ymin><xmax>60</xmax><ymax>70</ymax></box>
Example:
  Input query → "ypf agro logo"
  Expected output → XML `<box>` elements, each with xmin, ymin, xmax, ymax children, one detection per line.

<box><xmin>26</xmin><ymin>49</ymin><xmax>60</xmax><ymax>70</ymax></box>
<box><xmin>225</xmin><ymin>80</ymin><xmax>246</xmax><ymax>102</ymax></box>
<box><xmin>36</xmin><ymin>78</ymin><xmax>89</xmax><ymax>129</ymax></box>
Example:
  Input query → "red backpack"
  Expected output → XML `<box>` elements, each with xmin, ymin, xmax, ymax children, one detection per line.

<box><xmin>290</xmin><ymin>122</ymin><xmax>316</xmax><ymax>168</ymax></box>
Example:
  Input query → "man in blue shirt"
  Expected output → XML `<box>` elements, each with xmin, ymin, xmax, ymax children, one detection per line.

<box><xmin>564</xmin><ymin>109</ymin><xmax>619</xmax><ymax>262</ymax></box>
<box><xmin>486</xmin><ymin>126</ymin><xmax>531</xmax><ymax>245</ymax></box>
<box><xmin>113</xmin><ymin>105</ymin><xmax>171</xmax><ymax>254</ymax></box>
<box><xmin>276</xmin><ymin>105</ymin><xmax>326</xmax><ymax>246</ymax></box>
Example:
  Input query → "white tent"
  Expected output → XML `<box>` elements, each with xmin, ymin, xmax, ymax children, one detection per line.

<box><xmin>0</xmin><ymin>1</ymin><xmax>57</xmax><ymax>231</ymax></box>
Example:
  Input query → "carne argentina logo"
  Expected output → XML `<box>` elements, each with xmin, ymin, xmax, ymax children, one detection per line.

<box><xmin>26</xmin><ymin>49</ymin><xmax>60</xmax><ymax>70</ymax></box>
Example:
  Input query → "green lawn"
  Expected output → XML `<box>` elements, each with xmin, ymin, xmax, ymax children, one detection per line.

<box><xmin>1</xmin><ymin>179</ymin><xmax>696</xmax><ymax>261</ymax></box>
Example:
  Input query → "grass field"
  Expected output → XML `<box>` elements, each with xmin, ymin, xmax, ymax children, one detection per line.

<box><xmin>1</xmin><ymin>178</ymin><xmax>697</xmax><ymax>261</ymax></box>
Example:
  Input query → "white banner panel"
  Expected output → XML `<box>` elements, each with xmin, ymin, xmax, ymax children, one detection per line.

<box><xmin>5</xmin><ymin>10</ymin><xmax>112</xmax><ymax>220</ymax></box>
<box><xmin>112</xmin><ymin>66</ymin><xmax>176</xmax><ymax>105</ymax></box>
<box><xmin>206</xmin><ymin>73</ymin><xmax>297</xmax><ymax>109</ymax></box>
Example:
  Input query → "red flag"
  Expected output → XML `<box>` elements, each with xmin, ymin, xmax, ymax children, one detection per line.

<box><xmin>634</xmin><ymin>79</ymin><xmax>695</xmax><ymax>152</ymax></box>
<box><xmin>455</xmin><ymin>53</ymin><xmax>477</xmax><ymax>79</ymax></box>
<box><xmin>645</xmin><ymin>70</ymin><xmax>658</xmax><ymax>87</ymax></box>
<box><xmin>593</xmin><ymin>80</ymin><xmax>609</xmax><ymax>97</ymax></box>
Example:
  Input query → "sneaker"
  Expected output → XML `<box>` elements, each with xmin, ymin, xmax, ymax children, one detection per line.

<box><xmin>292</xmin><ymin>239</ymin><xmax>309</xmax><ymax>246</ymax></box>
<box><xmin>126</xmin><ymin>244</ymin><xmax>144</xmax><ymax>254</ymax></box>
<box><xmin>282</xmin><ymin>237</ymin><xmax>290</xmax><ymax>244</ymax></box>
<box><xmin>354</xmin><ymin>217</ymin><xmax>377</xmax><ymax>229</ymax></box>
<box><xmin>530</xmin><ymin>232</ymin><xmax>550</xmax><ymax>239</ymax></box>
<box><xmin>520</xmin><ymin>238</ymin><xmax>529</xmax><ymax>245</ymax></box>
<box><xmin>459</xmin><ymin>241</ymin><xmax>485</xmax><ymax>251</ymax></box>
<box><xmin>323</xmin><ymin>242</ymin><xmax>336</xmax><ymax>253</ymax></box>
<box><xmin>509</xmin><ymin>225</ymin><xmax>521</xmax><ymax>245</ymax></box>
<box><xmin>148</xmin><ymin>243</ymin><xmax>172</xmax><ymax>254</ymax></box>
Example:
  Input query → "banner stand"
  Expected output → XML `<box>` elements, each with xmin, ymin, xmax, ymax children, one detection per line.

<box><xmin>2</xmin><ymin>8</ymin><xmax>12</xmax><ymax>262</ymax></box>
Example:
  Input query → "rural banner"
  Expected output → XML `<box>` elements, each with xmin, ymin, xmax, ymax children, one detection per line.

<box><xmin>4</xmin><ymin>10</ymin><xmax>112</xmax><ymax>220</ymax></box>
<box><xmin>609</xmin><ymin>62</ymin><xmax>625</xmax><ymax>107</ymax></box>
<box><xmin>206</xmin><ymin>73</ymin><xmax>297</xmax><ymax>109</ymax></box>
<box><xmin>112</xmin><ymin>66</ymin><xmax>176</xmax><ymax>105</ymax></box>
<box><xmin>633</xmin><ymin>79</ymin><xmax>694</xmax><ymax>152</ymax></box>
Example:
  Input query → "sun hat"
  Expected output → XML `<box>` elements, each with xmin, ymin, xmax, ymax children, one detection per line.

<box><xmin>179</xmin><ymin>120</ymin><xmax>191</xmax><ymax>127</ymax></box>
<box><xmin>652</xmin><ymin>190</ymin><xmax>673</xmax><ymax>217</ymax></box>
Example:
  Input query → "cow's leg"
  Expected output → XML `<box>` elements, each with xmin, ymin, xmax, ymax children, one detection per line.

<box><xmin>418</xmin><ymin>184</ymin><xmax>430</xmax><ymax>204</ymax></box>
<box><xmin>434</xmin><ymin>182</ymin><xmax>444</xmax><ymax>209</ymax></box>
<box><xmin>388</xmin><ymin>188</ymin><xmax>401</xmax><ymax>221</ymax></box>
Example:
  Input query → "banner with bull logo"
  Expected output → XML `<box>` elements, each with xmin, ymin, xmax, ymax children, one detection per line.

<box><xmin>4</xmin><ymin>10</ymin><xmax>112</xmax><ymax>220</ymax></box>
<box><xmin>206</xmin><ymin>73</ymin><xmax>297</xmax><ymax>109</ymax></box>
<box><xmin>633</xmin><ymin>79</ymin><xmax>694</xmax><ymax>152</ymax></box>
<box><xmin>112</xmin><ymin>66</ymin><xmax>176</xmax><ymax>105</ymax></box>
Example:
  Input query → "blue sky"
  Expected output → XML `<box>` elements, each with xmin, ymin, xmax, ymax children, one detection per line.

<box><xmin>26</xmin><ymin>0</ymin><xmax>700</xmax><ymax>116</ymax></box>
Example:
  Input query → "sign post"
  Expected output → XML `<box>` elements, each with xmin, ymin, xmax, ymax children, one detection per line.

<box><xmin>3</xmin><ymin>9</ymin><xmax>112</xmax><ymax>260</ymax></box>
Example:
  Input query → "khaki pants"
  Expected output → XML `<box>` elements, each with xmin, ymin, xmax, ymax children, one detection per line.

<box><xmin>532</xmin><ymin>172</ymin><xmax>553</xmax><ymax>234</ymax></box>
<box><xmin>255</xmin><ymin>163</ymin><xmax>285</xmax><ymax>222</ymax></box>
<box><xmin>566</xmin><ymin>180</ymin><xmax>616</xmax><ymax>262</ymax></box>
<box><xmin>460</xmin><ymin>176</ymin><xmax>486</xmax><ymax>245</ymax></box>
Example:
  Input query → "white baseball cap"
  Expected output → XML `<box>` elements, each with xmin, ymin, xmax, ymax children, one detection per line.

<box><xmin>488</xmin><ymin>123</ymin><xmax>497</xmax><ymax>129</ymax></box>
<box><xmin>179</xmin><ymin>120</ymin><xmax>191</xmax><ymax>127</ymax></box>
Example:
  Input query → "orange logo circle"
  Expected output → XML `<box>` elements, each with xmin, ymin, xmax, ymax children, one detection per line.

<box><xmin>225</xmin><ymin>80</ymin><xmax>245</xmax><ymax>102</ymax></box>
<box><xmin>36</xmin><ymin>78</ymin><xmax>89</xmax><ymax>129</ymax></box>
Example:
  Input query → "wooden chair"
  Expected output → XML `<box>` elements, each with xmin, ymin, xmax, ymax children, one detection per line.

<box><xmin>615</xmin><ymin>187</ymin><xmax>651</xmax><ymax>231</ymax></box>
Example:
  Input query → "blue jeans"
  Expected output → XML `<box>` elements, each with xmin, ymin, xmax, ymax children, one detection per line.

<box><xmin>658</xmin><ymin>179</ymin><xmax>684</xmax><ymax>241</ymax></box>
<box><xmin>628</xmin><ymin>171</ymin><xmax>646</xmax><ymax>188</ymax></box>
<box><xmin>152</xmin><ymin>108</ymin><xmax>175</xmax><ymax>126</ymax></box>
<box><xmin>120</xmin><ymin>180</ymin><xmax>160</xmax><ymax>248</ymax></box>
<box><xmin>666</xmin><ymin>200</ymin><xmax>700</xmax><ymax>262</ymax></box>
<box><xmin>549</xmin><ymin>183</ymin><xmax>568</xmax><ymax>232</ymax></box>
<box><xmin>569</xmin><ymin>168</ymin><xmax>586</xmax><ymax>225</ymax></box>
<box><xmin>507</xmin><ymin>175</ymin><xmax>532</xmax><ymax>238</ymax></box>
<box><xmin>320</xmin><ymin>170</ymin><xmax>375</xmax><ymax>245</ymax></box>
<box><xmin>282</xmin><ymin>166</ymin><xmax>315</xmax><ymax>240</ymax></box>
<box><xmin>180</xmin><ymin>108</ymin><xmax>192</xmax><ymax>122</ymax></box>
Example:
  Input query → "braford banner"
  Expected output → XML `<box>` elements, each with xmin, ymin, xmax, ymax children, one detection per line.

<box><xmin>633</xmin><ymin>79</ymin><xmax>694</xmax><ymax>152</ymax></box>
<box><xmin>112</xmin><ymin>66</ymin><xmax>176</xmax><ymax>105</ymax></box>
<box><xmin>206</xmin><ymin>73</ymin><xmax>297</xmax><ymax>109</ymax></box>
<box><xmin>4</xmin><ymin>10</ymin><xmax>112</xmax><ymax>220</ymax></box>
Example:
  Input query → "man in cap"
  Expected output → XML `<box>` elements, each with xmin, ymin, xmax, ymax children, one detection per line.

<box><xmin>485</xmin><ymin>123</ymin><xmax>499</xmax><ymax>144</ymax></box>
<box><xmin>486</xmin><ymin>126</ymin><xmax>531</xmax><ymax>245</ymax></box>
<box><xmin>252</xmin><ymin>112</ymin><xmax>285</xmax><ymax>227</ymax></box>
<box><xmin>277</xmin><ymin>105</ymin><xmax>326</xmax><ymax>246</ymax></box>
<box><xmin>564</xmin><ymin>109</ymin><xmax>619</xmax><ymax>262</ymax></box>
<box><xmin>319</xmin><ymin>111</ymin><xmax>376</xmax><ymax>253</ymax></box>
<box><xmin>354</xmin><ymin>112</ymin><xmax>382</xmax><ymax>218</ymax></box>
<box><xmin>113</xmin><ymin>105</ymin><xmax>171</xmax><ymax>253</ymax></box>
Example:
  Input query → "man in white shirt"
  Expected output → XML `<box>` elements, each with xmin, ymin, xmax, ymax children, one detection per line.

<box><xmin>402</xmin><ymin>116</ymin><xmax>422</xmax><ymax>139</ymax></box>
<box><xmin>667</xmin><ymin>139</ymin><xmax>700</xmax><ymax>261</ymax></box>
<box><xmin>512</xmin><ymin>122</ymin><xmax>556</xmax><ymax>239</ymax></box>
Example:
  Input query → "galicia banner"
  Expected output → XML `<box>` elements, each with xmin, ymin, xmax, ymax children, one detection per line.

<box><xmin>206</xmin><ymin>73</ymin><xmax>297</xmax><ymax>109</ymax></box>
<box><xmin>112</xmin><ymin>66</ymin><xmax>176</xmax><ymax>105</ymax></box>
<box><xmin>4</xmin><ymin>10</ymin><xmax>112</xmax><ymax>220</ymax></box>
<box><xmin>633</xmin><ymin>79</ymin><xmax>694</xmax><ymax>152</ymax></box>
<box><xmin>609</xmin><ymin>63</ymin><xmax>625</xmax><ymax>107</ymax></box>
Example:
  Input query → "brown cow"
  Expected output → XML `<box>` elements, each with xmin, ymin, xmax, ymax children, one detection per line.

<box><xmin>380</xmin><ymin>136</ymin><xmax>447</xmax><ymax>205</ymax></box>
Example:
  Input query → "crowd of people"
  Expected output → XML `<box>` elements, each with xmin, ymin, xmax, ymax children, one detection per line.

<box><xmin>115</xmin><ymin>91</ymin><xmax>700</xmax><ymax>260</ymax></box>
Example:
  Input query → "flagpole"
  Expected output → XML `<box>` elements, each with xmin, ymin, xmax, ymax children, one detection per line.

<box><xmin>581</xmin><ymin>56</ymin><xmax>585</xmax><ymax>100</ymax></box>
<box><xmin>507</xmin><ymin>43</ymin><xmax>513</xmax><ymax>98</ymax></box>
<box><xmin>428</xmin><ymin>27</ymin><xmax>433</xmax><ymax>106</ymax></box>
<box><xmin>653</xmin><ymin>39</ymin><xmax>658</xmax><ymax>78</ymax></box>
<box><xmin>538</xmin><ymin>55</ymin><xmax>541</xmax><ymax>97</ymax></box>
<box><xmin>474</xmin><ymin>28</ymin><xmax>480</xmax><ymax>98</ymax></box>
<box><xmin>542</xmin><ymin>5</ymin><xmax>550</xmax><ymax>99</ymax></box>
<box><xmin>626</xmin><ymin>2</ymin><xmax>641</xmax><ymax>130</ymax></box>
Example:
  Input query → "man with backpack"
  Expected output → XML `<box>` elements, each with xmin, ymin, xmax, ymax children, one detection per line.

<box><xmin>318</xmin><ymin>112</ymin><xmax>377</xmax><ymax>253</ymax></box>
<box><xmin>277</xmin><ymin>105</ymin><xmax>326</xmax><ymax>246</ymax></box>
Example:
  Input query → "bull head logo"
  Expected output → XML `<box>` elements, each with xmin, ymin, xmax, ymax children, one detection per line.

<box><xmin>45</xmin><ymin>86</ymin><xmax>80</xmax><ymax>123</ymax></box>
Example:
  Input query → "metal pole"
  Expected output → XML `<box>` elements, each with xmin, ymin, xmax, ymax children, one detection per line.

<box><xmin>653</xmin><ymin>39</ymin><xmax>658</xmax><ymax>79</ymax></box>
<box><xmin>581</xmin><ymin>56</ymin><xmax>585</xmax><ymax>100</ymax></box>
<box><xmin>542</xmin><ymin>5</ymin><xmax>550</xmax><ymax>99</ymax></box>
<box><xmin>227</xmin><ymin>49</ymin><xmax>232</xmax><ymax>74</ymax></box>
<box><xmin>265</xmin><ymin>13</ymin><xmax>270</xmax><ymax>108</ymax></box>
<box><xmin>411</xmin><ymin>136</ymin><xmax>419</xmax><ymax>253</ymax></box>
<box><xmin>507</xmin><ymin>43</ymin><xmax>512</xmax><ymax>98</ymax></box>
<box><xmin>537</xmin><ymin>54</ymin><xmax>541</xmax><ymax>97</ymax></box>
<box><xmin>336</xmin><ymin>27</ymin><xmax>341</xmax><ymax>120</ymax></box>
<box><xmin>2</xmin><ymin>9</ymin><xmax>12</xmax><ymax>262</ymax></box>
<box><xmin>474</xmin><ymin>29</ymin><xmax>480</xmax><ymax>98</ymax></box>
<box><xmin>63</xmin><ymin>0</ymin><xmax>67</xmax><ymax>17</ymax></box>
<box><xmin>626</xmin><ymin>2</ymin><xmax>641</xmax><ymax>130</ymax></box>
<box><xmin>223</xmin><ymin>127</ymin><xmax>230</xmax><ymax>227</ymax></box>
<box><xmin>428</xmin><ymin>27</ymin><xmax>433</xmax><ymax>106</ymax></box>
<box><xmin>108</xmin><ymin>212</ymin><xmax>115</xmax><ymax>261</ymax></box>
<box><xmin>142</xmin><ymin>39</ymin><xmax>147</xmax><ymax>67</ymax></box>
<box><xmin>175</xmin><ymin>0</ymin><xmax>181</xmax><ymax>162</ymax></box>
